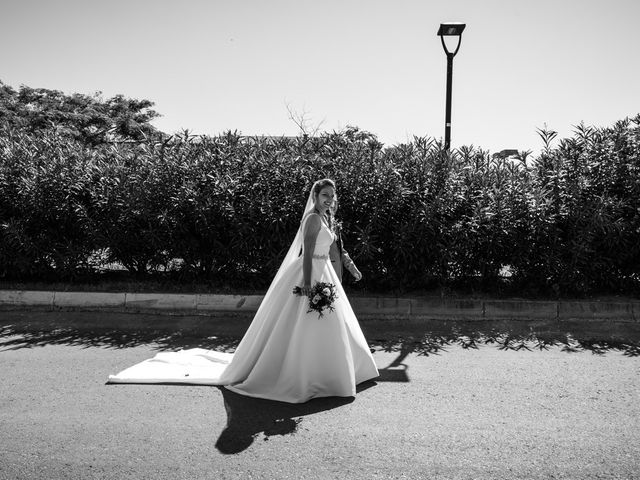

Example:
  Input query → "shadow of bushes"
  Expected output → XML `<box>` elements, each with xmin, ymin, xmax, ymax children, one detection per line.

<box><xmin>2</xmin><ymin>311</ymin><xmax>638</xmax><ymax>357</ymax></box>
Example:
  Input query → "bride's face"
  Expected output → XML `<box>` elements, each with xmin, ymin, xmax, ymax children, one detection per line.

<box><xmin>314</xmin><ymin>186</ymin><xmax>335</xmax><ymax>214</ymax></box>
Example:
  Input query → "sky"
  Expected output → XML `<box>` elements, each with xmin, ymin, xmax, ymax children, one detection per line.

<box><xmin>1</xmin><ymin>0</ymin><xmax>639</xmax><ymax>155</ymax></box>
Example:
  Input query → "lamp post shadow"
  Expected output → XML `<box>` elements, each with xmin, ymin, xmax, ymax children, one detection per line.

<box><xmin>376</xmin><ymin>343</ymin><xmax>413</xmax><ymax>383</ymax></box>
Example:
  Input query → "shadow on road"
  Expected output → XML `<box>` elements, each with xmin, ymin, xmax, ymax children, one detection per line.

<box><xmin>0</xmin><ymin>311</ymin><xmax>245</xmax><ymax>352</ymax></box>
<box><xmin>215</xmin><ymin>381</ymin><xmax>375</xmax><ymax>454</ymax></box>
<box><xmin>1</xmin><ymin>311</ymin><xmax>639</xmax><ymax>357</ymax></box>
<box><xmin>366</xmin><ymin>318</ymin><xmax>640</xmax><ymax>358</ymax></box>
<box><xmin>3</xmin><ymin>310</ymin><xmax>639</xmax><ymax>455</ymax></box>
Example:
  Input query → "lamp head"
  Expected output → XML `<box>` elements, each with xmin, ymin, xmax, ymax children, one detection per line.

<box><xmin>437</xmin><ymin>23</ymin><xmax>466</xmax><ymax>36</ymax></box>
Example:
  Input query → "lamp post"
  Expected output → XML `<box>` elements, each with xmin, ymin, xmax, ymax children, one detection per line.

<box><xmin>437</xmin><ymin>22</ymin><xmax>466</xmax><ymax>150</ymax></box>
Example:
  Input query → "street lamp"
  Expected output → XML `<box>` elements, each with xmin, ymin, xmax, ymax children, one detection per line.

<box><xmin>437</xmin><ymin>22</ymin><xmax>466</xmax><ymax>150</ymax></box>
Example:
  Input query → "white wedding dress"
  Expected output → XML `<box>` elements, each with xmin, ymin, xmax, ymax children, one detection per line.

<box><xmin>108</xmin><ymin>212</ymin><xmax>379</xmax><ymax>403</ymax></box>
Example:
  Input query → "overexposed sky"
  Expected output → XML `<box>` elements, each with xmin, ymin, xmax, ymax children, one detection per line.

<box><xmin>1</xmin><ymin>0</ymin><xmax>639</xmax><ymax>154</ymax></box>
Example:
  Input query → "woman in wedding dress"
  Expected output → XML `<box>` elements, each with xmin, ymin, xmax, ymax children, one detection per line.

<box><xmin>108</xmin><ymin>179</ymin><xmax>379</xmax><ymax>403</ymax></box>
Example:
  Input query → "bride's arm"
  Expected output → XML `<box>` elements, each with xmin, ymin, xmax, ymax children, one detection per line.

<box><xmin>301</xmin><ymin>214</ymin><xmax>321</xmax><ymax>295</ymax></box>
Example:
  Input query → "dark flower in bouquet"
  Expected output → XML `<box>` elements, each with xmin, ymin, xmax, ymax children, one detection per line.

<box><xmin>292</xmin><ymin>282</ymin><xmax>337</xmax><ymax>318</ymax></box>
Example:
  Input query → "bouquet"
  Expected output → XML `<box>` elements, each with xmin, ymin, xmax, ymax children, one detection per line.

<box><xmin>292</xmin><ymin>282</ymin><xmax>337</xmax><ymax>318</ymax></box>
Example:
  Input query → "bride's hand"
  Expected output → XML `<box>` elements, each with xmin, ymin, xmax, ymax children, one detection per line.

<box><xmin>299</xmin><ymin>285</ymin><xmax>312</xmax><ymax>296</ymax></box>
<box><xmin>352</xmin><ymin>268</ymin><xmax>363</xmax><ymax>281</ymax></box>
<box><xmin>347</xmin><ymin>263</ymin><xmax>362</xmax><ymax>281</ymax></box>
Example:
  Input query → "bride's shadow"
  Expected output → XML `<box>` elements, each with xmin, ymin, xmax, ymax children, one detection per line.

<box><xmin>215</xmin><ymin>381</ymin><xmax>375</xmax><ymax>454</ymax></box>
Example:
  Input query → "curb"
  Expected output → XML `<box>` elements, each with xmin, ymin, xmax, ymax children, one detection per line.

<box><xmin>1</xmin><ymin>290</ymin><xmax>639</xmax><ymax>322</ymax></box>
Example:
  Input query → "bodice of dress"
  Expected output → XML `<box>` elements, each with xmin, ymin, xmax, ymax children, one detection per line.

<box><xmin>301</xmin><ymin>215</ymin><xmax>335</xmax><ymax>258</ymax></box>
<box><xmin>313</xmin><ymin>221</ymin><xmax>335</xmax><ymax>257</ymax></box>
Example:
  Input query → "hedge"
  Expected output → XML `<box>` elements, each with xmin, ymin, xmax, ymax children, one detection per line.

<box><xmin>1</xmin><ymin>116</ymin><xmax>639</xmax><ymax>296</ymax></box>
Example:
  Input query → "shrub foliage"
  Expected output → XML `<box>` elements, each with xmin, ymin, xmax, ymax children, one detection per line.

<box><xmin>1</xmin><ymin>106</ymin><xmax>639</xmax><ymax>295</ymax></box>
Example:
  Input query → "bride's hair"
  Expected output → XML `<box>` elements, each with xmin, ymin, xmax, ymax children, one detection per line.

<box><xmin>312</xmin><ymin>178</ymin><xmax>336</xmax><ymax>231</ymax></box>
<box><xmin>312</xmin><ymin>178</ymin><xmax>335</xmax><ymax>196</ymax></box>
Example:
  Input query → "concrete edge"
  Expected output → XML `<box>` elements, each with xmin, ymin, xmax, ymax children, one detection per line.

<box><xmin>1</xmin><ymin>290</ymin><xmax>639</xmax><ymax>322</ymax></box>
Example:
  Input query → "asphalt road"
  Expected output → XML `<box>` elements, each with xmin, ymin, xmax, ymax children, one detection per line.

<box><xmin>1</xmin><ymin>311</ymin><xmax>639</xmax><ymax>480</ymax></box>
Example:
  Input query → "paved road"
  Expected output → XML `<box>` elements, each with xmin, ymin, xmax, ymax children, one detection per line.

<box><xmin>1</xmin><ymin>312</ymin><xmax>639</xmax><ymax>479</ymax></box>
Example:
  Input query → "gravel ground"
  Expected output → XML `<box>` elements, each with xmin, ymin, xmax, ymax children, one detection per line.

<box><xmin>1</xmin><ymin>311</ymin><xmax>639</xmax><ymax>480</ymax></box>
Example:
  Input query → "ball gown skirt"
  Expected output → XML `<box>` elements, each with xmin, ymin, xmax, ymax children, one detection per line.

<box><xmin>108</xmin><ymin>223</ymin><xmax>379</xmax><ymax>404</ymax></box>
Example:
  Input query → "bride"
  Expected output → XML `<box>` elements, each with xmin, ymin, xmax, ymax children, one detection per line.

<box><xmin>108</xmin><ymin>179</ymin><xmax>379</xmax><ymax>403</ymax></box>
